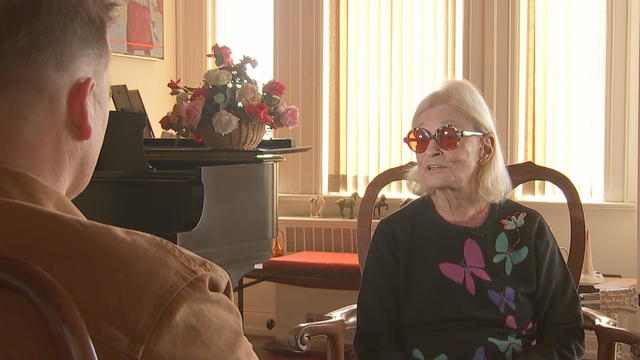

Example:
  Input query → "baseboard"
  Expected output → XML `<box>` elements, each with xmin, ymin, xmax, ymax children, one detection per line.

<box><xmin>243</xmin><ymin>310</ymin><xmax>277</xmax><ymax>337</ymax></box>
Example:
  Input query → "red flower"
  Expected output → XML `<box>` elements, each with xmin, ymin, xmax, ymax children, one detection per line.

<box><xmin>167</xmin><ymin>79</ymin><xmax>181</xmax><ymax>95</ymax></box>
<box><xmin>264</xmin><ymin>80</ymin><xmax>285</xmax><ymax>97</ymax></box>
<box><xmin>245</xmin><ymin>102</ymin><xmax>270</xmax><ymax>122</ymax></box>
<box><xmin>207</xmin><ymin>44</ymin><xmax>233</xmax><ymax>66</ymax></box>
<box><xmin>191</xmin><ymin>130</ymin><xmax>203</xmax><ymax>143</ymax></box>
<box><xmin>159</xmin><ymin>114</ymin><xmax>173</xmax><ymax>131</ymax></box>
<box><xmin>262</xmin><ymin>114</ymin><xmax>275</xmax><ymax>125</ymax></box>
<box><xmin>190</xmin><ymin>85</ymin><xmax>213</xmax><ymax>100</ymax></box>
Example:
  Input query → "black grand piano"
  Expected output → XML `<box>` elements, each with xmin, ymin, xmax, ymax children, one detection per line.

<box><xmin>73</xmin><ymin>111</ymin><xmax>305</xmax><ymax>286</ymax></box>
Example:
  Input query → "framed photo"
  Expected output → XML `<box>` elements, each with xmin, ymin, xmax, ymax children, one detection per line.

<box><xmin>108</xmin><ymin>0</ymin><xmax>164</xmax><ymax>59</ymax></box>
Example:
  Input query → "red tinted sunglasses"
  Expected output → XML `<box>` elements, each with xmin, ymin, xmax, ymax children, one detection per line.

<box><xmin>404</xmin><ymin>124</ymin><xmax>486</xmax><ymax>153</ymax></box>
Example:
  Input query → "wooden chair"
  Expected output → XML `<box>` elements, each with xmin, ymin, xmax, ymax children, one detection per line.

<box><xmin>289</xmin><ymin>161</ymin><xmax>640</xmax><ymax>360</ymax></box>
<box><xmin>0</xmin><ymin>255</ymin><xmax>98</xmax><ymax>360</ymax></box>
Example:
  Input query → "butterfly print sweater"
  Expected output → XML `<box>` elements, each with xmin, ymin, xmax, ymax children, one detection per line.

<box><xmin>354</xmin><ymin>196</ymin><xmax>584</xmax><ymax>360</ymax></box>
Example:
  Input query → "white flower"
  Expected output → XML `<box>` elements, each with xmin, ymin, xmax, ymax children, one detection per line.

<box><xmin>204</xmin><ymin>69</ymin><xmax>232</xmax><ymax>86</ymax></box>
<box><xmin>211</xmin><ymin>110</ymin><xmax>240</xmax><ymax>135</ymax></box>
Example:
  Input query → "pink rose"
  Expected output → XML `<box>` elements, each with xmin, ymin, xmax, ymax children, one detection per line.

<box><xmin>275</xmin><ymin>101</ymin><xmax>288</xmax><ymax>114</ymax></box>
<box><xmin>174</xmin><ymin>97</ymin><xmax>204</xmax><ymax>127</ymax></box>
<box><xmin>184</xmin><ymin>97</ymin><xmax>204</xmax><ymax>126</ymax></box>
<box><xmin>279</xmin><ymin>105</ymin><xmax>300</xmax><ymax>128</ymax></box>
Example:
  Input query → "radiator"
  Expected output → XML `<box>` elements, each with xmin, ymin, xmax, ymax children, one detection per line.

<box><xmin>278</xmin><ymin>216</ymin><xmax>379</xmax><ymax>254</ymax></box>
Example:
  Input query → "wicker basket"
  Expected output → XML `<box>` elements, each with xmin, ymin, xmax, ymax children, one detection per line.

<box><xmin>198</xmin><ymin>119</ymin><xmax>266</xmax><ymax>150</ymax></box>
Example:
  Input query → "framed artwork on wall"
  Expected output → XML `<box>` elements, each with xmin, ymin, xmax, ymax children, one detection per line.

<box><xmin>108</xmin><ymin>0</ymin><xmax>164</xmax><ymax>59</ymax></box>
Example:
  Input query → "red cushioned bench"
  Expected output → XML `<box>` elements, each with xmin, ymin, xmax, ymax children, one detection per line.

<box><xmin>243</xmin><ymin>251</ymin><xmax>361</xmax><ymax>291</ymax></box>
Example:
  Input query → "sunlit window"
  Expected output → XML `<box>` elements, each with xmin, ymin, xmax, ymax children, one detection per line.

<box><xmin>215</xmin><ymin>0</ymin><xmax>274</xmax><ymax>87</ymax></box>
<box><xmin>324</xmin><ymin>0</ymin><xmax>464</xmax><ymax>196</ymax></box>
<box><xmin>516</xmin><ymin>0</ymin><xmax>606</xmax><ymax>202</ymax></box>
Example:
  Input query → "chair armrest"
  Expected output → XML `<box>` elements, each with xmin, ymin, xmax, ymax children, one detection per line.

<box><xmin>289</xmin><ymin>304</ymin><xmax>357</xmax><ymax>360</ymax></box>
<box><xmin>582</xmin><ymin>307</ymin><xmax>640</xmax><ymax>359</ymax></box>
<box><xmin>326</xmin><ymin>304</ymin><xmax>358</xmax><ymax>330</ymax></box>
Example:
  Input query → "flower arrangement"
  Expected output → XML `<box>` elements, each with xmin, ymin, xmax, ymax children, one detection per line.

<box><xmin>160</xmin><ymin>44</ymin><xmax>300</xmax><ymax>146</ymax></box>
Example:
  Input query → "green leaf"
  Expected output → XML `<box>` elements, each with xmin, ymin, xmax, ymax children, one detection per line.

<box><xmin>213</xmin><ymin>93</ymin><xmax>226</xmax><ymax>104</ymax></box>
<box><xmin>505</xmin><ymin>256</ymin><xmax>513</xmax><ymax>275</ymax></box>
<box><xmin>495</xmin><ymin>232</ymin><xmax>508</xmax><ymax>252</ymax></box>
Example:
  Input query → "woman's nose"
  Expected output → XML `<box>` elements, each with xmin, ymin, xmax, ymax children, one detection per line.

<box><xmin>425</xmin><ymin>138</ymin><xmax>443</xmax><ymax>156</ymax></box>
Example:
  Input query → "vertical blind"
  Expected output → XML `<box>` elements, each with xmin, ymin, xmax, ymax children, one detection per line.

<box><xmin>517</xmin><ymin>0</ymin><xmax>606</xmax><ymax>202</ymax></box>
<box><xmin>325</xmin><ymin>0</ymin><xmax>462</xmax><ymax>195</ymax></box>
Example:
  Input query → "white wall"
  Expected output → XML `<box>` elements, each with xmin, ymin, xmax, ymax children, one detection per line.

<box><xmin>521</xmin><ymin>202</ymin><xmax>637</xmax><ymax>278</ymax></box>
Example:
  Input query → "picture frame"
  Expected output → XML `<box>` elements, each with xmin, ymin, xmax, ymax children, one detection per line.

<box><xmin>108</xmin><ymin>0</ymin><xmax>164</xmax><ymax>59</ymax></box>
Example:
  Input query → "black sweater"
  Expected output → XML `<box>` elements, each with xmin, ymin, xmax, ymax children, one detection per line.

<box><xmin>354</xmin><ymin>196</ymin><xmax>584</xmax><ymax>360</ymax></box>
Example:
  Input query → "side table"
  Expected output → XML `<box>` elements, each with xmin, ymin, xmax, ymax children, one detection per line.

<box><xmin>581</xmin><ymin>277</ymin><xmax>639</xmax><ymax>360</ymax></box>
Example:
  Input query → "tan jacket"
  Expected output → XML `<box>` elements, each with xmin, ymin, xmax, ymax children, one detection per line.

<box><xmin>0</xmin><ymin>166</ymin><xmax>258</xmax><ymax>359</ymax></box>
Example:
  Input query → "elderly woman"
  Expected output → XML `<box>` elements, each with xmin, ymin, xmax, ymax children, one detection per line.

<box><xmin>354</xmin><ymin>80</ymin><xmax>584</xmax><ymax>360</ymax></box>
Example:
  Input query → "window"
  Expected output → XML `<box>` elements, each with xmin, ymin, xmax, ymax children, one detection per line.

<box><xmin>324</xmin><ymin>0</ymin><xmax>464</xmax><ymax>195</ymax></box>
<box><xmin>214</xmin><ymin>0</ymin><xmax>274</xmax><ymax>86</ymax></box>
<box><xmin>514</xmin><ymin>0</ymin><xmax>638</xmax><ymax>203</ymax></box>
<box><xmin>268</xmin><ymin>0</ymin><xmax>637</xmax><ymax>201</ymax></box>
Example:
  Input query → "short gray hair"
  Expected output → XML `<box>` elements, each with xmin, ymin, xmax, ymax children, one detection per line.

<box><xmin>407</xmin><ymin>79</ymin><xmax>512</xmax><ymax>203</ymax></box>
<box><xmin>0</xmin><ymin>0</ymin><xmax>119</xmax><ymax>96</ymax></box>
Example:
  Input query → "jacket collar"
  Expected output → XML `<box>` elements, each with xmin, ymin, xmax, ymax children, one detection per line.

<box><xmin>0</xmin><ymin>165</ymin><xmax>86</xmax><ymax>219</ymax></box>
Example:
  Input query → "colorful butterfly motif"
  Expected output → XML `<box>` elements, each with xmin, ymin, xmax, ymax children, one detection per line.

<box><xmin>412</xmin><ymin>348</ymin><xmax>424</xmax><ymax>360</ymax></box>
<box><xmin>521</xmin><ymin>321</ymin><xmax>535</xmax><ymax>335</ymax></box>
<box><xmin>411</xmin><ymin>348</ymin><xmax>447</xmax><ymax>360</ymax></box>
<box><xmin>439</xmin><ymin>238</ymin><xmax>492</xmax><ymax>295</ymax></box>
<box><xmin>488</xmin><ymin>286</ymin><xmax>516</xmax><ymax>313</ymax></box>
<box><xmin>488</xmin><ymin>335</ymin><xmax>522</xmax><ymax>360</ymax></box>
<box><xmin>493</xmin><ymin>232</ymin><xmax>528</xmax><ymax>275</ymax></box>
<box><xmin>500</xmin><ymin>211</ymin><xmax>526</xmax><ymax>230</ymax></box>
<box><xmin>472</xmin><ymin>346</ymin><xmax>486</xmax><ymax>360</ymax></box>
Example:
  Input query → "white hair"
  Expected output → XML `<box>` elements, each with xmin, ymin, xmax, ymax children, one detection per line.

<box><xmin>407</xmin><ymin>79</ymin><xmax>512</xmax><ymax>203</ymax></box>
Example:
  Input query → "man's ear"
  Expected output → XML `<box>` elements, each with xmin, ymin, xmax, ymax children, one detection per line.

<box><xmin>67</xmin><ymin>77</ymin><xmax>96</xmax><ymax>141</ymax></box>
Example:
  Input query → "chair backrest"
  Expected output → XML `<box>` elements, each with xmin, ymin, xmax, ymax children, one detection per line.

<box><xmin>0</xmin><ymin>255</ymin><xmax>98</xmax><ymax>360</ymax></box>
<box><xmin>356</xmin><ymin>161</ymin><xmax>586</xmax><ymax>287</ymax></box>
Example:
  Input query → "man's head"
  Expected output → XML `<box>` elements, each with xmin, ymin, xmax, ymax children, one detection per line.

<box><xmin>0</xmin><ymin>0</ymin><xmax>118</xmax><ymax>198</ymax></box>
